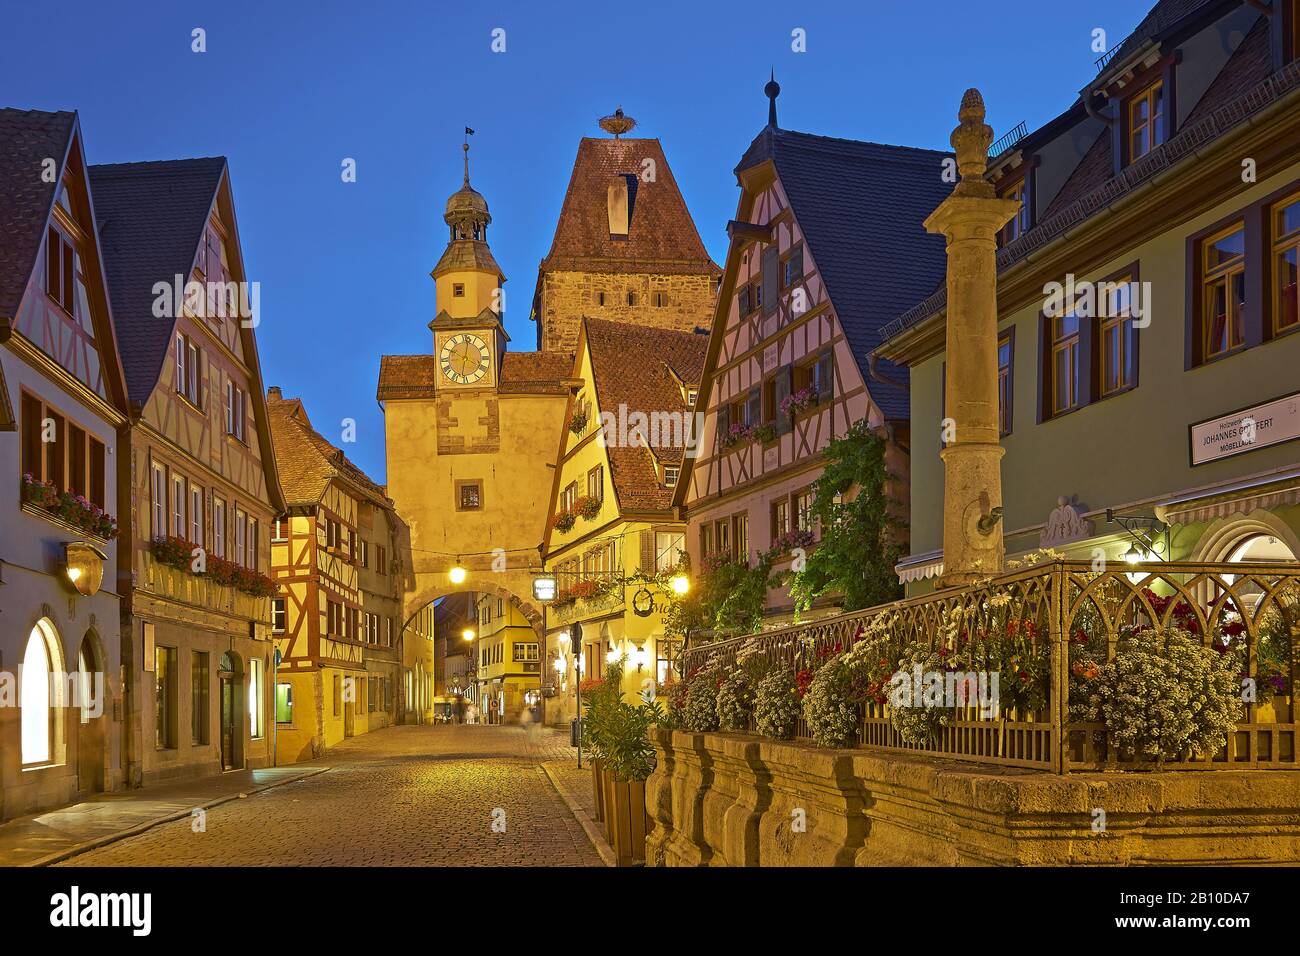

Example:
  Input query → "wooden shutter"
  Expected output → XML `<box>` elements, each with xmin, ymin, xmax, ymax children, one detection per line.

<box><xmin>746</xmin><ymin>387</ymin><xmax>761</xmax><ymax>427</ymax></box>
<box><xmin>640</xmin><ymin>529</ymin><xmax>655</xmax><ymax>572</ymax></box>
<box><xmin>717</xmin><ymin>402</ymin><xmax>730</xmax><ymax>440</ymax></box>
<box><xmin>774</xmin><ymin>367</ymin><xmax>793</xmax><ymax>434</ymax></box>
<box><xmin>816</xmin><ymin>350</ymin><xmax>834</xmax><ymax>401</ymax></box>
<box><xmin>761</xmin><ymin>246</ymin><xmax>779</xmax><ymax>316</ymax></box>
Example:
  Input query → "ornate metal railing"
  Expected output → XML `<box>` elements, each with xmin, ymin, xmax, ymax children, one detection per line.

<box><xmin>680</xmin><ymin>560</ymin><xmax>1300</xmax><ymax>773</ymax></box>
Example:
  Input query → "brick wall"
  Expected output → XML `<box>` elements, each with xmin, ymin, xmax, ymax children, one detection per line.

<box><xmin>537</xmin><ymin>270</ymin><xmax>715</xmax><ymax>352</ymax></box>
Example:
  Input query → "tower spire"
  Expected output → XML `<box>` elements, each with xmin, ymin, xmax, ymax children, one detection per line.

<box><xmin>463</xmin><ymin>126</ymin><xmax>475</xmax><ymax>186</ymax></box>
<box><xmin>765</xmin><ymin>70</ymin><xmax>781</xmax><ymax>128</ymax></box>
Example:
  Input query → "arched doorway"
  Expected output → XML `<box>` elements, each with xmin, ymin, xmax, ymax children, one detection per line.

<box><xmin>76</xmin><ymin>631</ymin><xmax>107</xmax><ymax>794</ymax></box>
<box><xmin>22</xmin><ymin>618</ymin><xmax>65</xmax><ymax>768</ymax></box>
<box><xmin>219</xmin><ymin>651</ymin><xmax>243</xmax><ymax>770</ymax></box>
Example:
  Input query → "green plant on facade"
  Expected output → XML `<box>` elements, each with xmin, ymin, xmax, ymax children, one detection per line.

<box><xmin>787</xmin><ymin>420</ymin><xmax>905</xmax><ymax>618</ymax></box>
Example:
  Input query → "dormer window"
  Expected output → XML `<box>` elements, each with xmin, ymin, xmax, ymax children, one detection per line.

<box><xmin>1126</xmin><ymin>80</ymin><xmax>1165</xmax><ymax>163</ymax></box>
<box><xmin>453</xmin><ymin>283</ymin><xmax>465</xmax><ymax>297</ymax></box>
<box><xmin>663</xmin><ymin>466</ymin><xmax>679</xmax><ymax>488</ymax></box>
<box><xmin>45</xmin><ymin>225</ymin><xmax>77</xmax><ymax>315</ymax></box>
<box><xmin>686</xmin><ymin>388</ymin><xmax>698</xmax><ymax>408</ymax></box>
<box><xmin>999</xmin><ymin>177</ymin><xmax>1032</xmax><ymax>246</ymax></box>
<box><xmin>626</xmin><ymin>291</ymin><xmax>637</xmax><ymax>307</ymax></box>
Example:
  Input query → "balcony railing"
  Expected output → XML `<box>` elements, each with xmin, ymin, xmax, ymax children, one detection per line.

<box><xmin>681</xmin><ymin>560</ymin><xmax>1300</xmax><ymax>773</ymax></box>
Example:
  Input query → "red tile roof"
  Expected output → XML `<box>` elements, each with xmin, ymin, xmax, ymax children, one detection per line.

<box><xmin>583</xmin><ymin>317</ymin><xmax>708</xmax><ymax>512</ymax></box>
<box><xmin>376</xmin><ymin>350</ymin><xmax>572</xmax><ymax>400</ymax></box>
<box><xmin>539</xmin><ymin>138</ymin><xmax>720</xmax><ymax>276</ymax></box>
<box><xmin>267</xmin><ymin>391</ymin><xmax>391</xmax><ymax>508</ymax></box>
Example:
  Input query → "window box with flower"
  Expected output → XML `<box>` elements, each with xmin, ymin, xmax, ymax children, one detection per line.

<box><xmin>780</xmin><ymin>385</ymin><xmax>818</xmax><ymax>419</ymax></box>
<box><xmin>721</xmin><ymin>421</ymin><xmax>754</xmax><ymax>449</ymax></box>
<box><xmin>21</xmin><ymin>474</ymin><xmax>119</xmax><ymax>540</ymax></box>
<box><xmin>568</xmin><ymin>408</ymin><xmax>590</xmax><ymax>435</ymax></box>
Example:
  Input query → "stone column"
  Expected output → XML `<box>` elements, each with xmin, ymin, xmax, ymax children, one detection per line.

<box><xmin>925</xmin><ymin>90</ymin><xmax>1020</xmax><ymax>588</ymax></box>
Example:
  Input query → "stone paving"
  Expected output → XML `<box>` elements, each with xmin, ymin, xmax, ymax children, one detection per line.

<box><xmin>57</xmin><ymin>725</ymin><xmax>604</xmax><ymax>867</ymax></box>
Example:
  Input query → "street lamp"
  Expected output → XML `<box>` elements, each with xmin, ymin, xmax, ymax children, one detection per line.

<box><xmin>462</xmin><ymin>628</ymin><xmax>475</xmax><ymax>641</ymax></box>
<box><xmin>449</xmin><ymin>563</ymin><xmax>468</xmax><ymax>585</ymax></box>
<box><xmin>670</xmin><ymin>573</ymin><xmax>690</xmax><ymax>595</ymax></box>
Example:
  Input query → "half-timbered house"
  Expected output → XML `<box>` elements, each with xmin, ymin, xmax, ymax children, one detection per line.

<box><xmin>0</xmin><ymin>109</ymin><xmax>132</xmax><ymax>818</ymax></box>
<box><xmin>90</xmin><ymin>157</ymin><xmax>285</xmax><ymax>785</ymax></box>
<box><xmin>674</xmin><ymin>83</ymin><xmax>952</xmax><ymax>622</ymax></box>
<box><xmin>267</xmin><ymin>389</ymin><xmax>406</xmax><ymax>762</ymax></box>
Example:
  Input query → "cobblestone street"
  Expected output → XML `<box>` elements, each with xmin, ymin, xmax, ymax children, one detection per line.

<box><xmin>57</xmin><ymin>725</ymin><xmax>603</xmax><ymax>867</ymax></box>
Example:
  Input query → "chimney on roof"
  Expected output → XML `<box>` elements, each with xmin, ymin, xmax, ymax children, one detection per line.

<box><xmin>607</xmin><ymin>176</ymin><xmax>630</xmax><ymax>239</ymax></box>
<box><xmin>267</xmin><ymin>386</ymin><xmax>282</xmax><ymax>400</ymax></box>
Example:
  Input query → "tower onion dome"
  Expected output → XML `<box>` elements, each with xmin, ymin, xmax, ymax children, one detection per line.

<box><xmin>444</xmin><ymin>142</ymin><xmax>491</xmax><ymax>239</ymax></box>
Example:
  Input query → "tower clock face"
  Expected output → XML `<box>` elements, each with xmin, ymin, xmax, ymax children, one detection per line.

<box><xmin>439</xmin><ymin>333</ymin><xmax>491</xmax><ymax>385</ymax></box>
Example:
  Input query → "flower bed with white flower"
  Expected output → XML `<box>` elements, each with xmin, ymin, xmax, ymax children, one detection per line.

<box><xmin>1077</xmin><ymin>625</ymin><xmax>1243</xmax><ymax>763</ymax></box>
<box><xmin>682</xmin><ymin>665</ymin><xmax>722</xmax><ymax>732</ymax></box>
<box><xmin>753</xmin><ymin>666</ymin><xmax>800</xmax><ymax>739</ymax></box>
<box><xmin>715</xmin><ymin>667</ymin><xmax>755</xmax><ymax>731</ymax></box>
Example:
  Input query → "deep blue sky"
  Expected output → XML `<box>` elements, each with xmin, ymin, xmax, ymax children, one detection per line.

<box><xmin>10</xmin><ymin>0</ymin><xmax>1147</xmax><ymax>482</ymax></box>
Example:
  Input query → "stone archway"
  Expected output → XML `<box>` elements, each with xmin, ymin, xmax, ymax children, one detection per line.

<box><xmin>401</xmin><ymin>570</ymin><xmax>549</xmax><ymax>728</ymax></box>
<box><xmin>402</xmin><ymin>569</ymin><xmax>546</xmax><ymax>635</ymax></box>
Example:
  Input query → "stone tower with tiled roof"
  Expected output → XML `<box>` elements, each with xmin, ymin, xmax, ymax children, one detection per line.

<box><xmin>528</xmin><ymin>120</ymin><xmax>721</xmax><ymax>353</ymax></box>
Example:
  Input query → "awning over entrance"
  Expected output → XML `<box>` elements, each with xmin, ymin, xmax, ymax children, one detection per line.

<box><xmin>1157</xmin><ymin>469</ymin><xmax>1300</xmax><ymax>526</ymax></box>
<box><xmin>895</xmin><ymin>551</ymin><xmax>944</xmax><ymax>584</ymax></box>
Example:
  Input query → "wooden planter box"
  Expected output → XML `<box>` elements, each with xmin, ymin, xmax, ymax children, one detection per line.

<box><xmin>601</xmin><ymin>767</ymin><xmax>649</xmax><ymax>867</ymax></box>
<box><xmin>590</xmin><ymin>758</ymin><xmax>605</xmax><ymax>822</ymax></box>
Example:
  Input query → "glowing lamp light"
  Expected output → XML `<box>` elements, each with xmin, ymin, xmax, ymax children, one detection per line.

<box><xmin>532</xmin><ymin>573</ymin><xmax>557</xmax><ymax>602</ymax></box>
<box><xmin>64</xmin><ymin>542</ymin><xmax>106</xmax><ymax>597</ymax></box>
<box><xmin>553</xmin><ymin>657</ymin><xmax>566</xmax><ymax>675</ymax></box>
<box><xmin>462</xmin><ymin>628</ymin><xmax>475</xmax><ymax>642</ymax></box>
<box><xmin>670</xmin><ymin>574</ymin><xmax>690</xmax><ymax>596</ymax></box>
<box><xmin>1123</xmin><ymin>543</ymin><xmax>1145</xmax><ymax>565</ymax></box>
<box><xmin>449</xmin><ymin>564</ymin><xmax>468</xmax><ymax>585</ymax></box>
<box><xmin>558</xmin><ymin>631</ymin><xmax>571</xmax><ymax>647</ymax></box>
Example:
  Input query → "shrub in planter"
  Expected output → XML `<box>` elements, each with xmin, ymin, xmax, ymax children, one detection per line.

<box><xmin>753</xmin><ymin>666</ymin><xmax>800</xmax><ymax>739</ymax></box>
<box><xmin>575</xmin><ymin>495</ymin><xmax>602</xmax><ymax>520</ymax></box>
<box><xmin>551</xmin><ymin>510</ymin><xmax>577</xmax><ymax>533</ymax></box>
<box><xmin>1079</xmin><ymin>625</ymin><xmax>1243</xmax><ymax>763</ymax></box>
<box><xmin>568</xmin><ymin>408</ymin><xmax>589</xmax><ymax>434</ymax></box>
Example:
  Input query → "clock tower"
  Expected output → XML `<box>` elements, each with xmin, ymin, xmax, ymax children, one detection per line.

<box><xmin>430</xmin><ymin>141</ymin><xmax>508</xmax><ymax>391</ymax></box>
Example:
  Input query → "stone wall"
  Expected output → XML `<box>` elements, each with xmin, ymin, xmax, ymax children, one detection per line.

<box><xmin>537</xmin><ymin>271</ymin><xmax>715</xmax><ymax>353</ymax></box>
<box><xmin>645</xmin><ymin>729</ymin><xmax>1300</xmax><ymax>866</ymax></box>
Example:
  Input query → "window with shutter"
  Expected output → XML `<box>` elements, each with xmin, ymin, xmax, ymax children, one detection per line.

<box><xmin>640</xmin><ymin>529</ymin><xmax>655</xmax><ymax>572</ymax></box>
<box><xmin>774</xmin><ymin>367</ymin><xmax>793</xmax><ymax>434</ymax></box>
<box><xmin>761</xmin><ymin>246</ymin><xmax>779</xmax><ymax>316</ymax></box>
<box><xmin>746</xmin><ymin>387</ymin><xmax>761</xmax><ymax>427</ymax></box>
<box><xmin>717</xmin><ymin>402</ymin><xmax>730</xmax><ymax>441</ymax></box>
<box><xmin>815</xmin><ymin>350</ymin><xmax>834</xmax><ymax>400</ymax></box>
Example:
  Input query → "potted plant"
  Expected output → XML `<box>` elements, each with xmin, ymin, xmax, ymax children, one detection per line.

<box><xmin>750</xmin><ymin>422</ymin><xmax>778</xmax><ymax>444</ymax></box>
<box><xmin>575</xmin><ymin>495</ymin><xmax>602</xmax><ymax>521</ymax></box>
<box><xmin>552</xmin><ymin>509</ymin><xmax>578</xmax><ymax>533</ymax></box>
<box><xmin>568</xmin><ymin>407</ymin><xmax>590</xmax><ymax>435</ymax></box>
<box><xmin>599</xmin><ymin>687</ymin><xmax>663</xmax><ymax>866</ymax></box>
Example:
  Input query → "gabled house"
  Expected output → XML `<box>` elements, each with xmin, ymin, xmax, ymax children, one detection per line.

<box><xmin>673</xmin><ymin>82</ymin><xmax>951</xmax><ymax>622</ymax></box>
<box><xmin>542</xmin><ymin>317</ymin><xmax>705</xmax><ymax>722</ymax></box>
<box><xmin>0</xmin><ymin>108</ymin><xmax>131</xmax><ymax>818</ymax></box>
<box><xmin>89</xmin><ymin>157</ymin><xmax>285</xmax><ymax>785</ymax></box>
<box><xmin>267</xmin><ymin>389</ymin><xmax>410</xmax><ymax>761</ymax></box>
<box><xmin>878</xmin><ymin>0</ymin><xmax>1300</xmax><ymax>593</ymax></box>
